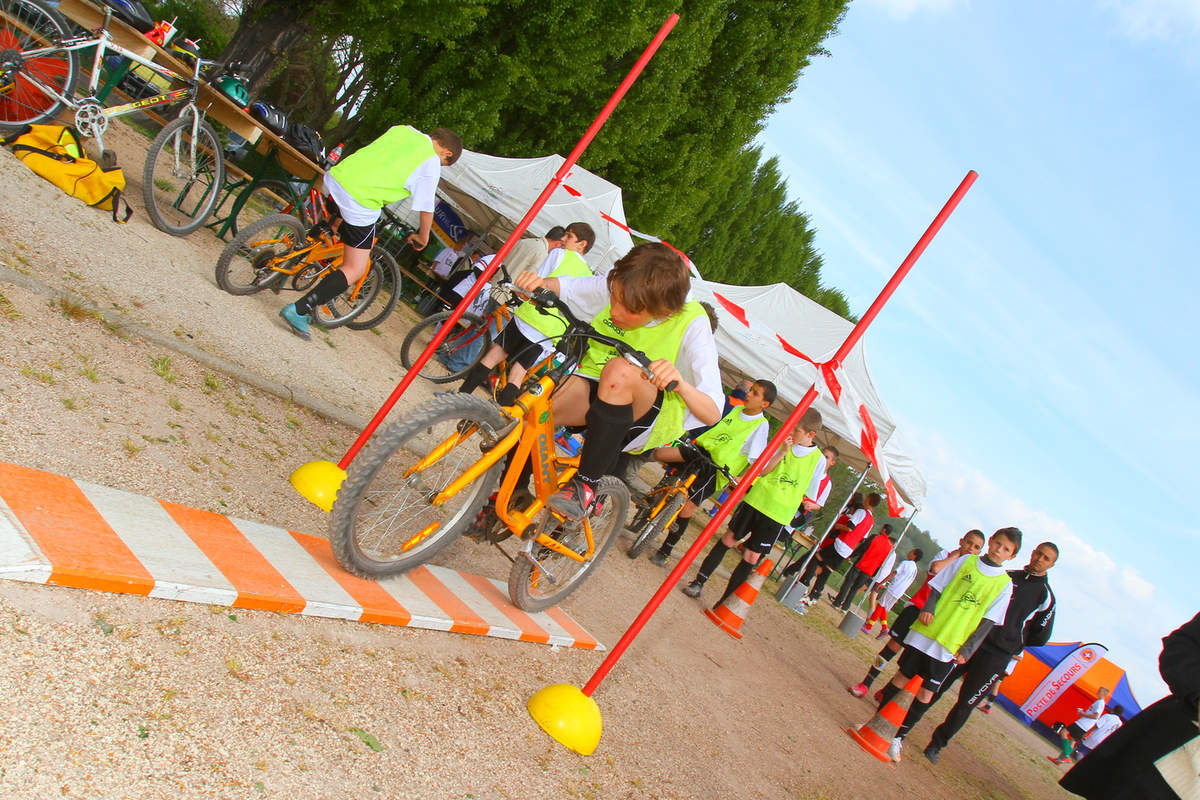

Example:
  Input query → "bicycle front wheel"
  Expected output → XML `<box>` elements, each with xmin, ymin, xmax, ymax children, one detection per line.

<box><xmin>344</xmin><ymin>246</ymin><xmax>400</xmax><ymax>330</ymax></box>
<box><xmin>508</xmin><ymin>475</ymin><xmax>629</xmax><ymax>612</ymax></box>
<box><xmin>215</xmin><ymin>213</ymin><xmax>305</xmax><ymax>295</ymax></box>
<box><xmin>142</xmin><ymin>115</ymin><xmax>226</xmax><ymax>236</ymax></box>
<box><xmin>229</xmin><ymin>179</ymin><xmax>300</xmax><ymax>236</ymax></box>
<box><xmin>329</xmin><ymin>393</ymin><xmax>509</xmax><ymax>578</ymax></box>
<box><xmin>400</xmin><ymin>310</ymin><xmax>491</xmax><ymax>383</ymax></box>
<box><xmin>0</xmin><ymin>0</ymin><xmax>78</xmax><ymax>130</ymax></box>
<box><xmin>627</xmin><ymin>492</ymin><xmax>684</xmax><ymax>559</ymax></box>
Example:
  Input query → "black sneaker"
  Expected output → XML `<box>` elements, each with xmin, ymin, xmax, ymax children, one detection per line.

<box><xmin>923</xmin><ymin>744</ymin><xmax>941</xmax><ymax>764</ymax></box>
<box><xmin>547</xmin><ymin>477</ymin><xmax>597</xmax><ymax>521</ymax></box>
<box><xmin>649</xmin><ymin>551</ymin><xmax>668</xmax><ymax>567</ymax></box>
<box><xmin>682</xmin><ymin>580</ymin><xmax>703</xmax><ymax>598</ymax></box>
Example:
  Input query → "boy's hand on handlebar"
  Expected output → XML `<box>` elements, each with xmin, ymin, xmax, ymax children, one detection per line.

<box><xmin>644</xmin><ymin>359</ymin><xmax>682</xmax><ymax>392</ymax></box>
<box><xmin>406</xmin><ymin>232</ymin><xmax>429</xmax><ymax>250</ymax></box>
<box><xmin>514</xmin><ymin>272</ymin><xmax>544</xmax><ymax>291</ymax></box>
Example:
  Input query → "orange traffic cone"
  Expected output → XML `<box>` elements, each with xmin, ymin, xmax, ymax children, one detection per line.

<box><xmin>847</xmin><ymin>674</ymin><xmax>923</xmax><ymax>763</ymax></box>
<box><xmin>704</xmin><ymin>557</ymin><xmax>774</xmax><ymax>639</ymax></box>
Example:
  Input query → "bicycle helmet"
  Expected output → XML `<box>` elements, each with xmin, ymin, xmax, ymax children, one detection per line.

<box><xmin>169</xmin><ymin>38</ymin><xmax>200</xmax><ymax>65</ymax></box>
<box><xmin>211</xmin><ymin>75</ymin><xmax>249</xmax><ymax>109</ymax></box>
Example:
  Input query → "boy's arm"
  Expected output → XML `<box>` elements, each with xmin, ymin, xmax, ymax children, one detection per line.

<box><xmin>646</xmin><ymin>317</ymin><xmax>722</xmax><ymax>425</ymax></box>
<box><xmin>917</xmin><ymin>554</ymin><xmax>968</xmax><ymax>623</ymax></box>
<box><xmin>406</xmin><ymin>210</ymin><xmax>434</xmax><ymax>250</ymax></box>
<box><xmin>955</xmin><ymin>581</ymin><xmax>1013</xmax><ymax>663</ymax></box>
<box><xmin>929</xmin><ymin>548</ymin><xmax>962</xmax><ymax>576</ymax></box>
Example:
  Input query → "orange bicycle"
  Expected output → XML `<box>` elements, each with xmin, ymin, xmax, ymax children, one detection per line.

<box><xmin>625</xmin><ymin>440</ymin><xmax>733</xmax><ymax>559</ymax></box>
<box><xmin>329</xmin><ymin>284</ymin><xmax>670</xmax><ymax>610</ymax></box>
<box><xmin>213</xmin><ymin>212</ymin><xmax>398</xmax><ymax>328</ymax></box>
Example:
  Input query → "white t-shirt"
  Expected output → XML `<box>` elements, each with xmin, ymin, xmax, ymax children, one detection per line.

<box><xmin>737</xmin><ymin>409</ymin><xmax>770</xmax><ymax>464</ymax></box>
<box><xmin>511</xmin><ymin>248</ymin><xmax>591</xmax><ymax>349</ymax></box>
<box><xmin>430</xmin><ymin>246</ymin><xmax>461</xmax><ymax>279</ymax></box>
<box><xmin>323</xmin><ymin>154</ymin><xmax>440</xmax><ymax>224</ymax></box>
<box><xmin>834</xmin><ymin>509</ymin><xmax>869</xmax><ymax>558</ymax></box>
<box><xmin>1082</xmin><ymin>712</ymin><xmax>1121</xmax><ymax>747</ymax></box>
<box><xmin>873</xmin><ymin>551</ymin><xmax>898</xmax><ymax>584</ymax></box>
<box><xmin>881</xmin><ymin>559</ymin><xmax>919</xmax><ymax>607</ymax></box>
<box><xmin>1075</xmin><ymin>698</ymin><xmax>1107</xmax><ymax>732</ymax></box>
<box><xmin>451</xmin><ymin>255</ymin><xmax>494</xmax><ymax>316</ymax></box>
<box><xmin>903</xmin><ymin>555</ymin><xmax>1013</xmax><ymax>662</ymax></box>
<box><xmin>556</xmin><ymin>275</ymin><xmax>724</xmax><ymax>452</ymax></box>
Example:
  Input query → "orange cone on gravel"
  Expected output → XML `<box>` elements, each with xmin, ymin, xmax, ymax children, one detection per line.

<box><xmin>704</xmin><ymin>557</ymin><xmax>773</xmax><ymax>639</ymax></box>
<box><xmin>847</xmin><ymin>674</ymin><xmax>923</xmax><ymax>763</ymax></box>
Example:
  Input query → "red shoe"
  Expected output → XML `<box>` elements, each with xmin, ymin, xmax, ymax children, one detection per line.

<box><xmin>979</xmin><ymin>702</ymin><xmax>992</xmax><ymax>714</ymax></box>
<box><xmin>848</xmin><ymin>683</ymin><xmax>869</xmax><ymax>698</ymax></box>
<box><xmin>548</xmin><ymin>477</ymin><xmax>597</xmax><ymax>520</ymax></box>
<box><xmin>874</xmin><ymin>689</ymin><xmax>885</xmax><ymax>705</ymax></box>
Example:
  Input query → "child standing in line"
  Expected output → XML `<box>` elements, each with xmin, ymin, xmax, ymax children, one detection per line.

<box><xmin>681</xmin><ymin>409</ymin><xmax>826</xmax><ymax>606</ymax></box>
<box><xmin>861</xmin><ymin>548</ymin><xmax>923</xmax><ymax>637</ymax></box>
<box><xmin>832</xmin><ymin>524</ymin><xmax>896</xmax><ymax>611</ymax></box>
<box><xmin>868</xmin><ymin>527</ymin><xmax>1021</xmax><ymax>763</ymax></box>
<box><xmin>646</xmin><ymin>380</ymin><xmax>775</xmax><ymax>567</ymax></box>
<box><xmin>795</xmin><ymin>491</ymin><xmax>882</xmax><ymax>606</ymax></box>
<box><xmin>849</xmin><ymin>529</ymin><xmax>985</xmax><ymax>698</ymax></box>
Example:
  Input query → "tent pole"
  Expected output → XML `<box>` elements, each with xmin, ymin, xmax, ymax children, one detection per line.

<box><xmin>332</xmin><ymin>14</ymin><xmax>680</xmax><ymax>471</ymax></box>
<box><xmin>851</xmin><ymin>507</ymin><xmax>919</xmax><ymax>615</ymax></box>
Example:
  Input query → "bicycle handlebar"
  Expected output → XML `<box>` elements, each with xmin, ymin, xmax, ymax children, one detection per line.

<box><xmin>676</xmin><ymin>439</ymin><xmax>735</xmax><ymax>481</ymax></box>
<box><xmin>494</xmin><ymin>283</ymin><xmax>679</xmax><ymax>392</ymax></box>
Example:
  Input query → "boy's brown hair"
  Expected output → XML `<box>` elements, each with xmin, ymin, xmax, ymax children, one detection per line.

<box><xmin>864</xmin><ymin>491</ymin><xmax>882</xmax><ymax>508</ymax></box>
<box><xmin>430</xmin><ymin>128</ymin><xmax>463</xmax><ymax>164</ymax></box>
<box><xmin>566</xmin><ymin>221</ymin><xmax>596</xmax><ymax>254</ymax></box>
<box><xmin>606</xmin><ymin>243</ymin><xmax>689</xmax><ymax>318</ymax></box>
<box><xmin>800</xmin><ymin>408</ymin><xmax>823</xmax><ymax>434</ymax></box>
<box><xmin>993</xmin><ymin>526</ymin><xmax>1023</xmax><ymax>554</ymax></box>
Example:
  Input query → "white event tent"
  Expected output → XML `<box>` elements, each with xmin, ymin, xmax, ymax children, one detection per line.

<box><xmin>386</xmin><ymin>148</ymin><xmax>636</xmax><ymax>276</ymax></box>
<box><xmin>690</xmin><ymin>279</ymin><xmax>927</xmax><ymax>510</ymax></box>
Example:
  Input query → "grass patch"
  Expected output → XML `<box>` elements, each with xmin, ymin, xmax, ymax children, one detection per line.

<box><xmin>202</xmin><ymin>373</ymin><xmax>222</xmax><ymax>393</ymax></box>
<box><xmin>58</xmin><ymin>297</ymin><xmax>101</xmax><ymax>322</ymax></box>
<box><xmin>20</xmin><ymin>365</ymin><xmax>55</xmax><ymax>385</ymax></box>
<box><xmin>168</xmin><ymin>397</ymin><xmax>183</xmax><ymax>411</ymax></box>
<box><xmin>0</xmin><ymin>291</ymin><xmax>20</xmax><ymax>321</ymax></box>
<box><xmin>123</xmin><ymin>437</ymin><xmax>145</xmax><ymax>456</ymax></box>
<box><xmin>154</xmin><ymin>178</ymin><xmax>173</xmax><ymax>192</ymax></box>
<box><xmin>61</xmin><ymin>397</ymin><xmax>79</xmax><ymax>411</ymax></box>
<box><xmin>150</xmin><ymin>355</ymin><xmax>176</xmax><ymax>383</ymax></box>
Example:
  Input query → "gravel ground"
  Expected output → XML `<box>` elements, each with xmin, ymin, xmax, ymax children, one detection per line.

<box><xmin>0</xmin><ymin>120</ymin><xmax>1076</xmax><ymax>799</ymax></box>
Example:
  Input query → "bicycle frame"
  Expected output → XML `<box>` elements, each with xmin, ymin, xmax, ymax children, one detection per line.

<box><xmin>416</xmin><ymin>372</ymin><xmax>595</xmax><ymax>566</ymax></box>
<box><xmin>259</xmin><ymin>228</ymin><xmax>374</xmax><ymax>302</ymax></box>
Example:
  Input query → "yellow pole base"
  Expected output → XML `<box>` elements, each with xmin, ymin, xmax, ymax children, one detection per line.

<box><xmin>289</xmin><ymin>460</ymin><xmax>347</xmax><ymax>513</ymax></box>
<box><xmin>527</xmin><ymin>684</ymin><xmax>602</xmax><ymax>756</ymax></box>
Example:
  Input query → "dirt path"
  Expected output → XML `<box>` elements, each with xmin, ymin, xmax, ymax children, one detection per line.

<box><xmin>0</xmin><ymin>124</ymin><xmax>1075</xmax><ymax>799</ymax></box>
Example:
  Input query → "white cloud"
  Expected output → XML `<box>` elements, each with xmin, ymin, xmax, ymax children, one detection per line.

<box><xmin>858</xmin><ymin>0</ymin><xmax>967</xmax><ymax>20</ymax></box>
<box><xmin>903</xmin><ymin>425</ymin><xmax>1178</xmax><ymax>703</ymax></box>
<box><xmin>1103</xmin><ymin>0</ymin><xmax>1200</xmax><ymax>41</ymax></box>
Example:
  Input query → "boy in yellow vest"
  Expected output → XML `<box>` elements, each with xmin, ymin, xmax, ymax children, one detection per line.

<box><xmin>512</xmin><ymin>243</ymin><xmax>724</xmax><ymax>520</ymax></box>
<box><xmin>682</xmin><ymin>408</ymin><xmax>827</xmax><ymax>606</ymax></box>
<box><xmin>870</xmin><ymin>526</ymin><xmax>1020</xmax><ymax>763</ymax></box>
<box><xmin>279</xmin><ymin>125</ymin><xmax>462</xmax><ymax>341</ymax></box>
<box><xmin>458</xmin><ymin>222</ymin><xmax>596</xmax><ymax>404</ymax></box>
<box><xmin>647</xmin><ymin>379</ymin><xmax>777</xmax><ymax>567</ymax></box>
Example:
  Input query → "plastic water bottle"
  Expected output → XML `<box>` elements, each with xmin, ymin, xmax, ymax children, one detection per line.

<box><xmin>327</xmin><ymin>142</ymin><xmax>344</xmax><ymax>164</ymax></box>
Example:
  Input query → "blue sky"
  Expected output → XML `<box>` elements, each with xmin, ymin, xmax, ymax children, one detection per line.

<box><xmin>760</xmin><ymin>0</ymin><xmax>1199</xmax><ymax>703</ymax></box>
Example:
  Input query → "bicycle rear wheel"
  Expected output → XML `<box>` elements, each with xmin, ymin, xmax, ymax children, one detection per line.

<box><xmin>344</xmin><ymin>246</ymin><xmax>400</xmax><ymax>330</ymax></box>
<box><xmin>400</xmin><ymin>310</ymin><xmax>491</xmax><ymax>383</ymax></box>
<box><xmin>0</xmin><ymin>0</ymin><xmax>77</xmax><ymax>130</ymax></box>
<box><xmin>311</xmin><ymin>259</ymin><xmax>382</xmax><ymax>329</ymax></box>
<box><xmin>214</xmin><ymin>213</ymin><xmax>305</xmax><ymax>295</ymax></box>
<box><xmin>508</xmin><ymin>476</ymin><xmax>629</xmax><ymax>612</ymax></box>
<box><xmin>229</xmin><ymin>178</ymin><xmax>299</xmax><ymax>236</ymax></box>
<box><xmin>142</xmin><ymin>115</ymin><xmax>225</xmax><ymax>236</ymax></box>
<box><xmin>627</xmin><ymin>492</ymin><xmax>684</xmax><ymax>559</ymax></box>
<box><xmin>329</xmin><ymin>393</ymin><xmax>508</xmax><ymax>578</ymax></box>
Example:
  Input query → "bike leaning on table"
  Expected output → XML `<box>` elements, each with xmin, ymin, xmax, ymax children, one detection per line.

<box><xmin>0</xmin><ymin>0</ymin><xmax>231</xmax><ymax>235</ymax></box>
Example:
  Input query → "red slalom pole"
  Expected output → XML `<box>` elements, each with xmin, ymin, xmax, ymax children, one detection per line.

<box><xmin>335</xmin><ymin>14</ymin><xmax>679</xmax><ymax>471</ymax></box>
<box><xmin>579</xmin><ymin>169</ymin><xmax>978</xmax><ymax>697</ymax></box>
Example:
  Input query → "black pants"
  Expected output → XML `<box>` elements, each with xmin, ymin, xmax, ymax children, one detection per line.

<box><xmin>928</xmin><ymin>646</ymin><xmax>1012</xmax><ymax>749</ymax></box>
<box><xmin>833</xmin><ymin>567</ymin><xmax>872</xmax><ymax>610</ymax></box>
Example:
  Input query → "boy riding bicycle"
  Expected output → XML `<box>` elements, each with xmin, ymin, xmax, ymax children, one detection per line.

<box><xmin>645</xmin><ymin>379</ymin><xmax>776</xmax><ymax>567</ymax></box>
<box><xmin>511</xmin><ymin>243</ymin><xmax>724</xmax><ymax>520</ymax></box>
<box><xmin>279</xmin><ymin>125</ymin><xmax>462</xmax><ymax>341</ymax></box>
<box><xmin>458</xmin><ymin>222</ymin><xmax>596</xmax><ymax>403</ymax></box>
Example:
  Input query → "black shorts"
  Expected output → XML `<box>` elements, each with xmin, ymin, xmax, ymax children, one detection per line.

<box><xmin>1066</xmin><ymin>723</ymin><xmax>1090</xmax><ymax>741</ymax></box>
<box><xmin>897</xmin><ymin>647</ymin><xmax>957</xmax><ymax>693</ymax></box>
<box><xmin>817</xmin><ymin>546</ymin><xmax>846</xmax><ymax>572</ymax></box>
<box><xmin>337</xmin><ymin>218</ymin><xmax>376</xmax><ymax>250</ymax></box>
<box><xmin>727</xmin><ymin>503</ymin><xmax>784</xmax><ymax>555</ymax></box>
<box><xmin>496</xmin><ymin>321</ymin><xmax>544</xmax><ymax>370</ymax></box>
<box><xmin>681</xmin><ymin>445</ymin><xmax>720</xmax><ymax>504</ymax></box>
<box><xmin>888</xmin><ymin>603</ymin><xmax>922</xmax><ymax>643</ymax></box>
<box><xmin>582</xmin><ymin>379</ymin><xmax>664</xmax><ymax>451</ymax></box>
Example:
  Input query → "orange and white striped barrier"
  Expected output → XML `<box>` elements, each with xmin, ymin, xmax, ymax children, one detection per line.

<box><xmin>0</xmin><ymin>461</ymin><xmax>601</xmax><ymax>650</ymax></box>
<box><xmin>703</xmin><ymin>557</ymin><xmax>773</xmax><ymax>639</ymax></box>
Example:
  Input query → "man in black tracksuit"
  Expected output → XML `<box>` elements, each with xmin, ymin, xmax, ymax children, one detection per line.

<box><xmin>922</xmin><ymin>541</ymin><xmax>1059</xmax><ymax>763</ymax></box>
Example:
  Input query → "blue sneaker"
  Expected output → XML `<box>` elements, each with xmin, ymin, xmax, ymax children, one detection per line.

<box><xmin>279</xmin><ymin>303</ymin><xmax>311</xmax><ymax>341</ymax></box>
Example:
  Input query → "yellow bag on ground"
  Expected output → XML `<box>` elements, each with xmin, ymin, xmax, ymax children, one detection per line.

<box><xmin>1</xmin><ymin>124</ymin><xmax>132</xmax><ymax>222</ymax></box>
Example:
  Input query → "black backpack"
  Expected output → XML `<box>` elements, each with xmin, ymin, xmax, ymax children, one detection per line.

<box><xmin>101</xmin><ymin>0</ymin><xmax>155</xmax><ymax>33</ymax></box>
<box><xmin>248</xmin><ymin>102</ymin><xmax>289</xmax><ymax>137</ymax></box>
<box><xmin>283</xmin><ymin>123</ymin><xmax>325</xmax><ymax>166</ymax></box>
